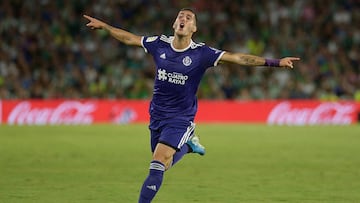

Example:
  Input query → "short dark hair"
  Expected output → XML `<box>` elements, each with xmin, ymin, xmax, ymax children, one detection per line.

<box><xmin>180</xmin><ymin>7</ymin><xmax>196</xmax><ymax>14</ymax></box>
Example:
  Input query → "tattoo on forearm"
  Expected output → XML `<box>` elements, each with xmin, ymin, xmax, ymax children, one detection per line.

<box><xmin>239</xmin><ymin>55</ymin><xmax>264</xmax><ymax>66</ymax></box>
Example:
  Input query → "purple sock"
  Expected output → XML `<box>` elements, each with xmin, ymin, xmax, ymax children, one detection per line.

<box><xmin>138</xmin><ymin>160</ymin><xmax>165</xmax><ymax>203</ymax></box>
<box><xmin>172</xmin><ymin>144</ymin><xmax>190</xmax><ymax>166</ymax></box>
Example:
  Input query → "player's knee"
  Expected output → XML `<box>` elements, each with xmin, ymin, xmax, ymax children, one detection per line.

<box><xmin>152</xmin><ymin>152</ymin><xmax>172</xmax><ymax>165</ymax></box>
<box><xmin>152</xmin><ymin>143</ymin><xmax>176</xmax><ymax>166</ymax></box>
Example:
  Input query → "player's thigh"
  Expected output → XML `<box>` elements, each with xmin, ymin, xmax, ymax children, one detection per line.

<box><xmin>159</xmin><ymin>121</ymin><xmax>195</xmax><ymax>151</ymax></box>
<box><xmin>150</xmin><ymin>129</ymin><xmax>161</xmax><ymax>152</ymax></box>
<box><xmin>152</xmin><ymin>143</ymin><xmax>177</xmax><ymax>163</ymax></box>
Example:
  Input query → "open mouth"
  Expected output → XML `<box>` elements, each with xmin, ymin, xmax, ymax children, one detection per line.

<box><xmin>180</xmin><ymin>23</ymin><xmax>184</xmax><ymax>29</ymax></box>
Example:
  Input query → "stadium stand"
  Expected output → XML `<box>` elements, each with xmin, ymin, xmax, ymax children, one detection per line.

<box><xmin>0</xmin><ymin>0</ymin><xmax>359</xmax><ymax>100</ymax></box>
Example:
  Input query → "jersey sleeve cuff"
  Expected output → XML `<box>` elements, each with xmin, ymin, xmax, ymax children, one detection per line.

<box><xmin>214</xmin><ymin>51</ymin><xmax>226</xmax><ymax>66</ymax></box>
<box><xmin>141</xmin><ymin>36</ymin><xmax>148</xmax><ymax>53</ymax></box>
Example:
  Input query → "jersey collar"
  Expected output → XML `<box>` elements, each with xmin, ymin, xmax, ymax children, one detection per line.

<box><xmin>170</xmin><ymin>37</ymin><xmax>193</xmax><ymax>52</ymax></box>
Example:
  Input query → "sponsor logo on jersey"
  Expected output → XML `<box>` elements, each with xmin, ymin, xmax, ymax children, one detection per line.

<box><xmin>157</xmin><ymin>69</ymin><xmax>188</xmax><ymax>85</ymax></box>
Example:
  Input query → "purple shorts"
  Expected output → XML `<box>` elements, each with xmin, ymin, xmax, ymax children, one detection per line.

<box><xmin>149</xmin><ymin>118</ymin><xmax>195</xmax><ymax>152</ymax></box>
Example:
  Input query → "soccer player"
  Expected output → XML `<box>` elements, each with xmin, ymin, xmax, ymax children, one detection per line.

<box><xmin>84</xmin><ymin>8</ymin><xmax>299</xmax><ymax>203</ymax></box>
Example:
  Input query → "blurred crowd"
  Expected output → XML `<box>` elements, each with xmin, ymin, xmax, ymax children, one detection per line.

<box><xmin>0</xmin><ymin>0</ymin><xmax>359</xmax><ymax>100</ymax></box>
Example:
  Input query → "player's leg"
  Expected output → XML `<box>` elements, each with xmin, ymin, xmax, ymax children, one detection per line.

<box><xmin>172</xmin><ymin>122</ymin><xmax>205</xmax><ymax>166</ymax></box>
<box><xmin>138</xmin><ymin>120</ymin><xmax>203</xmax><ymax>202</ymax></box>
<box><xmin>171</xmin><ymin>143</ymin><xmax>191</xmax><ymax>167</ymax></box>
<box><xmin>147</xmin><ymin>121</ymin><xmax>205</xmax><ymax>168</ymax></box>
<box><xmin>170</xmin><ymin>121</ymin><xmax>196</xmax><ymax>167</ymax></box>
<box><xmin>138</xmin><ymin>143</ymin><xmax>176</xmax><ymax>203</ymax></box>
<box><xmin>170</xmin><ymin>133</ymin><xmax>205</xmax><ymax>168</ymax></box>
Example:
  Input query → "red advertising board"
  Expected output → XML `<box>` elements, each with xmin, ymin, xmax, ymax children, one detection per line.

<box><xmin>0</xmin><ymin>100</ymin><xmax>359</xmax><ymax>125</ymax></box>
<box><xmin>0</xmin><ymin>100</ymin><xmax>149</xmax><ymax>125</ymax></box>
<box><xmin>197</xmin><ymin>100</ymin><xmax>359</xmax><ymax>125</ymax></box>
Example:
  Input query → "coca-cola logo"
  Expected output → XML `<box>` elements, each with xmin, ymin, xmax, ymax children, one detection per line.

<box><xmin>267</xmin><ymin>102</ymin><xmax>356</xmax><ymax>125</ymax></box>
<box><xmin>8</xmin><ymin>101</ymin><xmax>96</xmax><ymax>125</ymax></box>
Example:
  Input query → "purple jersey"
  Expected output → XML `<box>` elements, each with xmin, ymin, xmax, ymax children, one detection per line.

<box><xmin>142</xmin><ymin>35</ymin><xmax>225</xmax><ymax>121</ymax></box>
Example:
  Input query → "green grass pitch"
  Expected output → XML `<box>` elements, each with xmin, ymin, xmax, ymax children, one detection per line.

<box><xmin>1</xmin><ymin>124</ymin><xmax>360</xmax><ymax>203</ymax></box>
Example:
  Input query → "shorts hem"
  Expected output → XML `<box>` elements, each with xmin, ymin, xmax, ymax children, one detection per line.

<box><xmin>159</xmin><ymin>141</ymin><xmax>180</xmax><ymax>151</ymax></box>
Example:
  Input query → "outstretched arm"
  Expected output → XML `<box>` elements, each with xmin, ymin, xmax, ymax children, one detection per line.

<box><xmin>83</xmin><ymin>15</ymin><xmax>142</xmax><ymax>47</ymax></box>
<box><xmin>220</xmin><ymin>52</ymin><xmax>300</xmax><ymax>69</ymax></box>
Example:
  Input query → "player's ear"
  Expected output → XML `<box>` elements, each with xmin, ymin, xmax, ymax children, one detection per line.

<box><xmin>192</xmin><ymin>24</ymin><xmax>197</xmax><ymax>33</ymax></box>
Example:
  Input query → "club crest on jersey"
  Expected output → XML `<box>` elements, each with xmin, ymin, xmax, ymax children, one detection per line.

<box><xmin>182</xmin><ymin>56</ymin><xmax>192</xmax><ymax>66</ymax></box>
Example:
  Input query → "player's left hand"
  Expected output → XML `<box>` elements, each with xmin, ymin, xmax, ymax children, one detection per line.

<box><xmin>83</xmin><ymin>15</ymin><xmax>106</xmax><ymax>29</ymax></box>
<box><xmin>280</xmin><ymin>57</ymin><xmax>300</xmax><ymax>69</ymax></box>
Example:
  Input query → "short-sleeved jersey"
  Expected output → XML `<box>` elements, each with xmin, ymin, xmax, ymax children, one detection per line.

<box><xmin>141</xmin><ymin>35</ymin><xmax>225</xmax><ymax>121</ymax></box>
